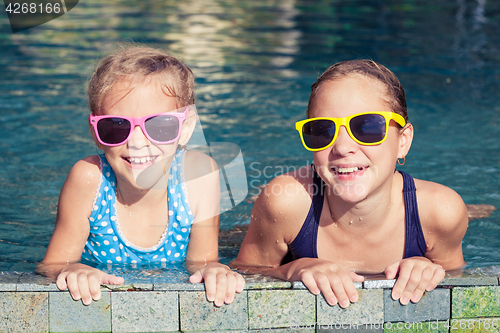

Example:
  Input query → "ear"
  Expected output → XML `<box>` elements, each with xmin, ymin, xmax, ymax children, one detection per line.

<box><xmin>88</xmin><ymin>116</ymin><xmax>103</xmax><ymax>150</ymax></box>
<box><xmin>398</xmin><ymin>123</ymin><xmax>413</xmax><ymax>159</ymax></box>
<box><xmin>178</xmin><ymin>106</ymin><xmax>197</xmax><ymax>146</ymax></box>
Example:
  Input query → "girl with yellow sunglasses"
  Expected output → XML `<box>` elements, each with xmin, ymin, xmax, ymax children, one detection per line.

<box><xmin>233</xmin><ymin>59</ymin><xmax>468</xmax><ymax>308</ymax></box>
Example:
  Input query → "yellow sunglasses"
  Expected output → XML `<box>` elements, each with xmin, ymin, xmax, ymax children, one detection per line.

<box><xmin>295</xmin><ymin>111</ymin><xmax>406</xmax><ymax>151</ymax></box>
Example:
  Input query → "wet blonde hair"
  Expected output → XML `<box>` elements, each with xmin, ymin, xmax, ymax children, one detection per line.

<box><xmin>88</xmin><ymin>46</ymin><xmax>195</xmax><ymax>115</ymax></box>
<box><xmin>307</xmin><ymin>59</ymin><xmax>407</xmax><ymax>122</ymax></box>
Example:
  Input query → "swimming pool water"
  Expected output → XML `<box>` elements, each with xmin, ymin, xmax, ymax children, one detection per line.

<box><xmin>1</xmin><ymin>0</ymin><xmax>499</xmax><ymax>271</ymax></box>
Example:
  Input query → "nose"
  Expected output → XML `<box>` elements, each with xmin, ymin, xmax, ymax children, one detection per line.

<box><xmin>330</xmin><ymin>125</ymin><xmax>358</xmax><ymax>156</ymax></box>
<box><xmin>127</xmin><ymin>125</ymin><xmax>150</xmax><ymax>148</ymax></box>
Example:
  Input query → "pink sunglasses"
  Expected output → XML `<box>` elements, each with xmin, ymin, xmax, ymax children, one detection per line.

<box><xmin>90</xmin><ymin>106</ymin><xmax>190</xmax><ymax>147</ymax></box>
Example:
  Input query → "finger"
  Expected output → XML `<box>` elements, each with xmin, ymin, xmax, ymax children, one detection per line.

<box><xmin>102</xmin><ymin>274</ymin><xmax>124</xmax><ymax>286</ymax></box>
<box><xmin>341</xmin><ymin>275</ymin><xmax>359</xmax><ymax>303</ymax></box>
<box><xmin>224</xmin><ymin>273</ymin><xmax>237</xmax><ymax>304</ymax></box>
<box><xmin>408</xmin><ymin>267</ymin><xmax>435</xmax><ymax>304</ymax></box>
<box><xmin>88</xmin><ymin>273</ymin><xmax>102</xmax><ymax>302</ymax></box>
<box><xmin>398</xmin><ymin>266</ymin><xmax>425</xmax><ymax>305</ymax></box>
<box><xmin>391</xmin><ymin>267</ymin><xmax>411</xmax><ymax>302</ymax></box>
<box><xmin>315</xmin><ymin>274</ymin><xmax>337</xmax><ymax>306</ymax></box>
<box><xmin>425</xmin><ymin>266</ymin><xmax>445</xmax><ymax>292</ymax></box>
<box><xmin>203</xmin><ymin>271</ymin><xmax>217</xmax><ymax>303</ymax></box>
<box><xmin>189</xmin><ymin>270</ymin><xmax>204</xmax><ymax>284</ymax></box>
<box><xmin>76</xmin><ymin>273</ymin><xmax>93</xmax><ymax>305</ymax></box>
<box><xmin>235</xmin><ymin>273</ymin><xmax>245</xmax><ymax>293</ymax></box>
<box><xmin>328</xmin><ymin>275</ymin><xmax>350</xmax><ymax>308</ymax></box>
<box><xmin>56</xmin><ymin>272</ymin><xmax>69</xmax><ymax>291</ymax></box>
<box><xmin>65</xmin><ymin>273</ymin><xmax>81</xmax><ymax>301</ymax></box>
<box><xmin>384</xmin><ymin>261</ymin><xmax>401</xmax><ymax>280</ymax></box>
<box><xmin>300</xmin><ymin>272</ymin><xmax>321</xmax><ymax>295</ymax></box>
<box><xmin>348</xmin><ymin>271</ymin><xmax>365</xmax><ymax>283</ymax></box>
<box><xmin>214</xmin><ymin>273</ymin><xmax>228</xmax><ymax>307</ymax></box>
<box><xmin>409</xmin><ymin>266</ymin><xmax>435</xmax><ymax>303</ymax></box>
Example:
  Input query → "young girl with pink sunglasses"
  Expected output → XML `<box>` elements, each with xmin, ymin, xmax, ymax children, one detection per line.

<box><xmin>233</xmin><ymin>59</ymin><xmax>468</xmax><ymax>308</ymax></box>
<box><xmin>38</xmin><ymin>46</ymin><xmax>244</xmax><ymax>306</ymax></box>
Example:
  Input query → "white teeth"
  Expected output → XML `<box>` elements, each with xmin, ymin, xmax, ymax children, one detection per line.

<box><xmin>334</xmin><ymin>166</ymin><xmax>360</xmax><ymax>174</ymax></box>
<box><xmin>129</xmin><ymin>156</ymin><xmax>155</xmax><ymax>164</ymax></box>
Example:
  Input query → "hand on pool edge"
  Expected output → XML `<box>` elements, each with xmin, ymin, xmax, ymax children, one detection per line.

<box><xmin>283</xmin><ymin>258</ymin><xmax>364</xmax><ymax>308</ymax></box>
<box><xmin>189</xmin><ymin>262</ymin><xmax>245</xmax><ymax>307</ymax></box>
<box><xmin>56</xmin><ymin>263</ymin><xmax>124</xmax><ymax>305</ymax></box>
<box><xmin>385</xmin><ymin>257</ymin><xmax>445</xmax><ymax>305</ymax></box>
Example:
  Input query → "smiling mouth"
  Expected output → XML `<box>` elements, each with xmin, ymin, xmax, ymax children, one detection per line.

<box><xmin>123</xmin><ymin>156</ymin><xmax>159</xmax><ymax>165</ymax></box>
<box><xmin>331</xmin><ymin>166</ymin><xmax>367</xmax><ymax>175</ymax></box>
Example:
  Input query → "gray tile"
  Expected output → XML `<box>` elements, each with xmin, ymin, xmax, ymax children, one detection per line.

<box><xmin>384</xmin><ymin>288</ymin><xmax>450</xmax><ymax>322</ymax></box>
<box><xmin>242</xmin><ymin>274</ymin><xmax>290</xmax><ymax>288</ymax></box>
<box><xmin>252</xmin><ymin>327</ymin><xmax>316</xmax><ymax>333</ymax></box>
<box><xmin>112</xmin><ymin>291</ymin><xmax>178</xmax><ymax>332</ymax></box>
<box><xmin>49</xmin><ymin>291</ymin><xmax>111</xmax><ymax>332</ymax></box>
<box><xmin>439</xmin><ymin>276</ymin><xmax>498</xmax><ymax>286</ymax></box>
<box><xmin>17</xmin><ymin>271</ymin><xmax>60</xmax><ymax>291</ymax></box>
<box><xmin>0</xmin><ymin>271</ymin><xmax>21</xmax><ymax>291</ymax></box>
<box><xmin>248</xmin><ymin>289</ymin><xmax>315</xmax><ymax>329</ymax></box>
<box><xmin>245</xmin><ymin>281</ymin><xmax>291</xmax><ymax>290</ymax></box>
<box><xmin>383</xmin><ymin>321</ymin><xmax>450</xmax><ymax>332</ymax></box>
<box><xmin>317</xmin><ymin>323</ymin><xmax>384</xmax><ymax>332</ymax></box>
<box><xmin>363</xmin><ymin>279</ymin><xmax>396</xmax><ymax>289</ymax></box>
<box><xmin>317</xmin><ymin>289</ymin><xmax>383</xmax><ymax>325</ymax></box>
<box><xmin>292</xmin><ymin>281</ymin><xmax>362</xmax><ymax>290</ymax></box>
<box><xmin>154</xmin><ymin>282</ymin><xmax>206</xmax><ymax>291</ymax></box>
<box><xmin>292</xmin><ymin>281</ymin><xmax>308</xmax><ymax>289</ymax></box>
<box><xmin>0</xmin><ymin>292</ymin><xmax>49</xmax><ymax>333</ymax></box>
<box><xmin>179</xmin><ymin>291</ymin><xmax>248</xmax><ymax>331</ymax></box>
<box><xmin>103</xmin><ymin>283</ymin><xmax>154</xmax><ymax>291</ymax></box>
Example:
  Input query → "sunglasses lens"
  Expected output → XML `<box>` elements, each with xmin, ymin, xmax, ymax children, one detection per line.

<box><xmin>350</xmin><ymin>114</ymin><xmax>386</xmax><ymax>144</ymax></box>
<box><xmin>145</xmin><ymin>115</ymin><xmax>179</xmax><ymax>143</ymax></box>
<box><xmin>302</xmin><ymin>119</ymin><xmax>336</xmax><ymax>150</ymax></box>
<box><xmin>97</xmin><ymin>118</ymin><xmax>131</xmax><ymax>145</ymax></box>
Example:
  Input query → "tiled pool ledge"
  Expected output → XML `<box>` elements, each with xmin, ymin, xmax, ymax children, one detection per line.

<box><xmin>1</xmin><ymin>271</ymin><xmax>500</xmax><ymax>333</ymax></box>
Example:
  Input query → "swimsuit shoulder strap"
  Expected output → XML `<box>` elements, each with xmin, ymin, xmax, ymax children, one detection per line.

<box><xmin>400</xmin><ymin>170</ymin><xmax>427</xmax><ymax>258</ymax></box>
<box><xmin>288</xmin><ymin>165</ymin><xmax>324</xmax><ymax>259</ymax></box>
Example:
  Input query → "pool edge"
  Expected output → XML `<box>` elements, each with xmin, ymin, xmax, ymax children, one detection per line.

<box><xmin>1</xmin><ymin>272</ymin><xmax>499</xmax><ymax>332</ymax></box>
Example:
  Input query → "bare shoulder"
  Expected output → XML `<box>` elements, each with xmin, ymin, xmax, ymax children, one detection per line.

<box><xmin>59</xmin><ymin>155</ymin><xmax>103</xmax><ymax>214</ymax></box>
<box><xmin>255</xmin><ymin>165</ymin><xmax>314</xmax><ymax>242</ymax></box>
<box><xmin>65</xmin><ymin>155</ymin><xmax>102</xmax><ymax>191</ymax></box>
<box><xmin>413</xmin><ymin>178</ymin><xmax>468</xmax><ymax>269</ymax></box>
<box><xmin>233</xmin><ymin>166</ymin><xmax>314</xmax><ymax>267</ymax></box>
<box><xmin>55</xmin><ymin>155</ymin><xmax>103</xmax><ymax>230</ymax></box>
<box><xmin>415</xmin><ymin>179</ymin><xmax>468</xmax><ymax>227</ymax></box>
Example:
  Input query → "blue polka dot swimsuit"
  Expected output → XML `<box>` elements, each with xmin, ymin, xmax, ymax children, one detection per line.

<box><xmin>81</xmin><ymin>150</ymin><xmax>194</xmax><ymax>265</ymax></box>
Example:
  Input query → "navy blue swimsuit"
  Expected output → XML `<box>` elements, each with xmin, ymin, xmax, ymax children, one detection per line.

<box><xmin>286</xmin><ymin>169</ymin><xmax>427</xmax><ymax>261</ymax></box>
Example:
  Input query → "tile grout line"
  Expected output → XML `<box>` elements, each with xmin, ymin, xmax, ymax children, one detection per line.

<box><xmin>177</xmin><ymin>287</ymin><xmax>181</xmax><ymax>332</ymax></box>
<box><xmin>450</xmin><ymin>286</ymin><xmax>454</xmax><ymax>329</ymax></box>
<box><xmin>48</xmin><ymin>291</ymin><xmax>51</xmax><ymax>333</ymax></box>
<box><xmin>246</xmin><ymin>288</ymin><xmax>250</xmax><ymax>331</ymax></box>
<box><xmin>109</xmin><ymin>289</ymin><xmax>113</xmax><ymax>333</ymax></box>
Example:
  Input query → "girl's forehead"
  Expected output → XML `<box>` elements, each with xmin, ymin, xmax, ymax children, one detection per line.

<box><xmin>100</xmin><ymin>79</ymin><xmax>177</xmax><ymax>116</ymax></box>
<box><xmin>311</xmin><ymin>76</ymin><xmax>390</xmax><ymax>118</ymax></box>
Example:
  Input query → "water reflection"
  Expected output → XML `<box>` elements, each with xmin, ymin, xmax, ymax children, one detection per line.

<box><xmin>1</xmin><ymin>0</ymin><xmax>500</xmax><ymax>271</ymax></box>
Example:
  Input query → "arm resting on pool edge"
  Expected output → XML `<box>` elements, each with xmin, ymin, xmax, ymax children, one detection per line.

<box><xmin>37</xmin><ymin>156</ymin><xmax>124</xmax><ymax>305</ymax></box>
<box><xmin>230</xmin><ymin>173</ymin><xmax>363</xmax><ymax>309</ymax></box>
<box><xmin>385</xmin><ymin>180</ymin><xmax>469</xmax><ymax>305</ymax></box>
<box><xmin>183</xmin><ymin>215</ymin><xmax>245</xmax><ymax>307</ymax></box>
<box><xmin>183</xmin><ymin>151</ymin><xmax>245</xmax><ymax>307</ymax></box>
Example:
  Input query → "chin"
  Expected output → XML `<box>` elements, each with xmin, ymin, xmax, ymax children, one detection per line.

<box><xmin>336</xmin><ymin>187</ymin><xmax>369</xmax><ymax>203</ymax></box>
<box><xmin>131</xmin><ymin>166</ymin><xmax>168</xmax><ymax>190</ymax></box>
